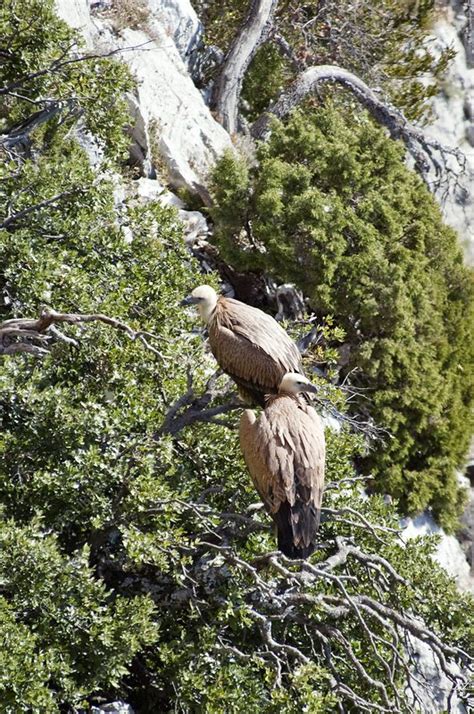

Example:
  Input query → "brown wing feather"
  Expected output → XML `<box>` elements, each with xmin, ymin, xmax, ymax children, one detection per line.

<box><xmin>209</xmin><ymin>298</ymin><xmax>302</xmax><ymax>403</ymax></box>
<box><xmin>239</xmin><ymin>409</ymin><xmax>281</xmax><ymax>511</ymax></box>
<box><xmin>264</xmin><ymin>397</ymin><xmax>325</xmax><ymax>514</ymax></box>
<box><xmin>239</xmin><ymin>396</ymin><xmax>325</xmax><ymax>559</ymax></box>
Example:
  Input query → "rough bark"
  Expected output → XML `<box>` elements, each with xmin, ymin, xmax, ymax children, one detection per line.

<box><xmin>211</xmin><ymin>0</ymin><xmax>278</xmax><ymax>134</ymax></box>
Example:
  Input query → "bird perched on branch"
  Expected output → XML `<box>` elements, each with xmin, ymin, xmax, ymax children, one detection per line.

<box><xmin>181</xmin><ymin>285</ymin><xmax>303</xmax><ymax>406</ymax></box>
<box><xmin>239</xmin><ymin>372</ymin><xmax>325</xmax><ymax>559</ymax></box>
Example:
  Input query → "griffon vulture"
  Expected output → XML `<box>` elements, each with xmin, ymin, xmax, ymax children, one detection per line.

<box><xmin>239</xmin><ymin>373</ymin><xmax>325</xmax><ymax>559</ymax></box>
<box><xmin>181</xmin><ymin>285</ymin><xmax>303</xmax><ymax>405</ymax></box>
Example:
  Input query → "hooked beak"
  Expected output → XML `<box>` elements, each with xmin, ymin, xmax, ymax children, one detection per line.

<box><xmin>180</xmin><ymin>295</ymin><xmax>199</xmax><ymax>306</ymax></box>
<box><xmin>302</xmin><ymin>383</ymin><xmax>318</xmax><ymax>394</ymax></box>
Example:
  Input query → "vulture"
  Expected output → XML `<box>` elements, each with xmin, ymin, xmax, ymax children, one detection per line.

<box><xmin>181</xmin><ymin>285</ymin><xmax>303</xmax><ymax>405</ymax></box>
<box><xmin>239</xmin><ymin>372</ymin><xmax>325</xmax><ymax>559</ymax></box>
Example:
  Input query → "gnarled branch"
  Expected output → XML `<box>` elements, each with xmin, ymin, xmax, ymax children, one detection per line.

<box><xmin>0</xmin><ymin>308</ymin><xmax>164</xmax><ymax>358</ymax></box>
<box><xmin>211</xmin><ymin>0</ymin><xmax>278</xmax><ymax>134</ymax></box>
<box><xmin>157</xmin><ymin>368</ymin><xmax>241</xmax><ymax>436</ymax></box>
<box><xmin>210</xmin><ymin>0</ymin><xmax>463</xmax><ymax>183</ymax></box>
<box><xmin>251</xmin><ymin>64</ymin><xmax>464</xmax><ymax>180</ymax></box>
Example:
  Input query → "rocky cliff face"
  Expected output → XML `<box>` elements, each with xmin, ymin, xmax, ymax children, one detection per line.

<box><xmin>55</xmin><ymin>0</ymin><xmax>232</xmax><ymax>200</ymax></box>
<box><xmin>429</xmin><ymin>1</ymin><xmax>474</xmax><ymax>264</ymax></box>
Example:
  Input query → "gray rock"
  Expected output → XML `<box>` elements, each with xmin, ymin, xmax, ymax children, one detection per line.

<box><xmin>406</xmin><ymin>635</ymin><xmax>466</xmax><ymax>713</ymax></box>
<box><xmin>401</xmin><ymin>510</ymin><xmax>474</xmax><ymax>594</ymax></box>
<box><xmin>463</xmin><ymin>92</ymin><xmax>474</xmax><ymax>119</ymax></box>
<box><xmin>457</xmin><ymin>459</ymin><xmax>474</xmax><ymax>575</ymax></box>
<box><xmin>91</xmin><ymin>703</ymin><xmax>134</xmax><ymax>714</ymax></box>
<box><xmin>54</xmin><ymin>0</ymin><xmax>233</xmax><ymax>199</ymax></box>
<box><xmin>134</xmin><ymin>176</ymin><xmax>209</xmax><ymax>243</ymax></box>
<box><xmin>426</xmin><ymin>4</ymin><xmax>474</xmax><ymax>264</ymax></box>
<box><xmin>147</xmin><ymin>0</ymin><xmax>203</xmax><ymax>63</ymax></box>
<box><xmin>458</xmin><ymin>495</ymin><xmax>474</xmax><ymax>569</ymax></box>
<box><xmin>465</xmin><ymin>123</ymin><xmax>474</xmax><ymax>146</ymax></box>
<box><xmin>71</xmin><ymin>121</ymin><xmax>105</xmax><ymax>168</ymax></box>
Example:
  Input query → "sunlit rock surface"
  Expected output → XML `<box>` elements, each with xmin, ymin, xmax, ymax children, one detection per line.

<box><xmin>54</xmin><ymin>0</ymin><xmax>232</xmax><ymax>199</ymax></box>
<box><xmin>428</xmin><ymin>1</ymin><xmax>474</xmax><ymax>263</ymax></box>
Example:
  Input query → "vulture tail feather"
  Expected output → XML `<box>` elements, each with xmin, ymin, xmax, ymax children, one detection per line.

<box><xmin>274</xmin><ymin>501</ymin><xmax>318</xmax><ymax>560</ymax></box>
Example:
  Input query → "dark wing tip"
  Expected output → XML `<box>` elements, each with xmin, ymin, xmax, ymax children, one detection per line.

<box><xmin>273</xmin><ymin>501</ymin><xmax>318</xmax><ymax>560</ymax></box>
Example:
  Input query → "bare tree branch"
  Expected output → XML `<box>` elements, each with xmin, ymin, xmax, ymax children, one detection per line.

<box><xmin>211</xmin><ymin>0</ymin><xmax>278</xmax><ymax>133</ymax></box>
<box><xmin>270</xmin><ymin>30</ymin><xmax>302</xmax><ymax>72</ymax></box>
<box><xmin>0</xmin><ymin>308</ymin><xmax>164</xmax><ymax>358</ymax></box>
<box><xmin>0</xmin><ymin>41</ymin><xmax>154</xmax><ymax>98</ymax></box>
<box><xmin>157</xmin><ymin>368</ymin><xmax>241</xmax><ymax>436</ymax></box>
<box><xmin>94</xmin><ymin>477</ymin><xmax>473</xmax><ymax>713</ymax></box>
<box><xmin>251</xmin><ymin>64</ymin><xmax>464</xmax><ymax>181</ymax></box>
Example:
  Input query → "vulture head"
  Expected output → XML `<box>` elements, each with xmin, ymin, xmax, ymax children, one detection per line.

<box><xmin>279</xmin><ymin>372</ymin><xmax>318</xmax><ymax>396</ymax></box>
<box><xmin>181</xmin><ymin>285</ymin><xmax>218</xmax><ymax>322</ymax></box>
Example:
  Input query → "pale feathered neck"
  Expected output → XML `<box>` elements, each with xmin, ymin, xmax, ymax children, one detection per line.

<box><xmin>198</xmin><ymin>292</ymin><xmax>219</xmax><ymax>323</ymax></box>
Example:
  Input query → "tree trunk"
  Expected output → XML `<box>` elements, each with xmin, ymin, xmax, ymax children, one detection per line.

<box><xmin>211</xmin><ymin>0</ymin><xmax>278</xmax><ymax>134</ymax></box>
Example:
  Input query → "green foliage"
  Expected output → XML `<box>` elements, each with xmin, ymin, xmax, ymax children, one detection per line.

<box><xmin>0</xmin><ymin>0</ymin><xmax>132</xmax><ymax>161</ymax></box>
<box><xmin>211</xmin><ymin>108</ymin><xmax>474</xmax><ymax>530</ymax></box>
<box><xmin>241</xmin><ymin>43</ymin><xmax>293</xmax><ymax>122</ymax></box>
<box><xmin>0</xmin><ymin>519</ymin><xmax>156</xmax><ymax>711</ymax></box>
<box><xmin>0</xmin><ymin>2</ymin><xmax>473</xmax><ymax>711</ymax></box>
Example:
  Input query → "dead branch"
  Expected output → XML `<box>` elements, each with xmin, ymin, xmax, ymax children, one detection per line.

<box><xmin>209</xmin><ymin>0</ymin><xmax>462</xmax><ymax>184</ymax></box>
<box><xmin>157</xmin><ymin>368</ymin><xmax>241</xmax><ymax>436</ymax></box>
<box><xmin>0</xmin><ymin>307</ymin><xmax>164</xmax><ymax>358</ymax></box>
<box><xmin>0</xmin><ymin>41</ymin><xmax>154</xmax><ymax>98</ymax></box>
<box><xmin>251</xmin><ymin>64</ymin><xmax>464</xmax><ymax>182</ymax></box>
<box><xmin>94</xmin><ymin>480</ymin><xmax>473</xmax><ymax>713</ymax></box>
<box><xmin>211</xmin><ymin>0</ymin><xmax>278</xmax><ymax>133</ymax></box>
<box><xmin>184</xmin><ymin>534</ymin><xmax>472</xmax><ymax>711</ymax></box>
<box><xmin>270</xmin><ymin>30</ymin><xmax>302</xmax><ymax>72</ymax></box>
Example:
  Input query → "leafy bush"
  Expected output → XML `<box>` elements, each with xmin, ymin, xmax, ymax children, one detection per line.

<box><xmin>0</xmin><ymin>520</ymin><xmax>156</xmax><ymax>711</ymax></box>
<box><xmin>210</xmin><ymin>108</ymin><xmax>474</xmax><ymax>530</ymax></box>
<box><xmin>0</xmin><ymin>1</ymin><xmax>473</xmax><ymax>710</ymax></box>
<box><xmin>0</xmin><ymin>0</ymin><xmax>132</xmax><ymax>160</ymax></box>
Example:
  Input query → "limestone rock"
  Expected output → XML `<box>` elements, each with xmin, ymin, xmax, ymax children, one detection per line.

<box><xmin>402</xmin><ymin>511</ymin><xmax>474</xmax><ymax>594</ymax></box>
<box><xmin>427</xmin><ymin>3</ymin><xmax>474</xmax><ymax>263</ymax></box>
<box><xmin>406</xmin><ymin>635</ymin><xmax>466</xmax><ymax>713</ymax></box>
<box><xmin>54</xmin><ymin>0</ymin><xmax>232</xmax><ymax>199</ymax></box>
<box><xmin>147</xmin><ymin>0</ymin><xmax>202</xmax><ymax>63</ymax></box>
<box><xmin>134</xmin><ymin>177</ymin><xmax>209</xmax><ymax>243</ymax></box>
